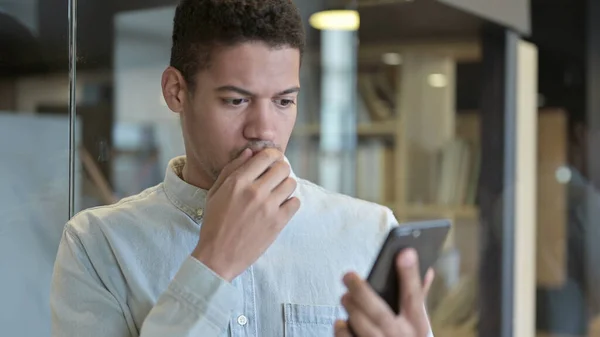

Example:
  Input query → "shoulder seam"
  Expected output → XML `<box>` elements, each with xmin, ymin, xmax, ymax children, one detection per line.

<box><xmin>297</xmin><ymin>178</ymin><xmax>392</xmax><ymax>211</ymax></box>
<box><xmin>70</xmin><ymin>184</ymin><xmax>163</xmax><ymax>220</ymax></box>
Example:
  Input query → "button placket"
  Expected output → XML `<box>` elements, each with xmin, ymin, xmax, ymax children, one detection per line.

<box><xmin>229</xmin><ymin>267</ymin><xmax>257</xmax><ymax>337</ymax></box>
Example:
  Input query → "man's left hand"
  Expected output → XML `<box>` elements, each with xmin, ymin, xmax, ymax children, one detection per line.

<box><xmin>335</xmin><ymin>249</ymin><xmax>434</xmax><ymax>337</ymax></box>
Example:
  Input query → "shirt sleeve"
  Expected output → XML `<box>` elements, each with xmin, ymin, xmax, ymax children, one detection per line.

<box><xmin>51</xmin><ymin>226</ymin><xmax>240</xmax><ymax>337</ymax></box>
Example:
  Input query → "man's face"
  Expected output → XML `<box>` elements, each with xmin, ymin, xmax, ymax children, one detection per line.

<box><xmin>179</xmin><ymin>42</ymin><xmax>300</xmax><ymax>186</ymax></box>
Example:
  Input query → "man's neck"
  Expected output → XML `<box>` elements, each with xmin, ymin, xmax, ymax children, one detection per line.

<box><xmin>181</xmin><ymin>159</ymin><xmax>214</xmax><ymax>191</ymax></box>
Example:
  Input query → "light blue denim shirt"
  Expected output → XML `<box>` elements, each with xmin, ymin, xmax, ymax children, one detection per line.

<box><xmin>51</xmin><ymin>156</ymin><xmax>433</xmax><ymax>337</ymax></box>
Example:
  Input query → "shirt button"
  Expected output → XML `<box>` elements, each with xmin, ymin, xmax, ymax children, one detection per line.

<box><xmin>237</xmin><ymin>315</ymin><xmax>248</xmax><ymax>326</ymax></box>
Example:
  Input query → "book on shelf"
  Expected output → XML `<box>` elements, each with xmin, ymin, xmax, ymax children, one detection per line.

<box><xmin>357</xmin><ymin>72</ymin><xmax>396</xmax><ymax>122</ymax></box>
<box><xmin>433</xmin><ymin>138</ymin><xmax>480</xmax><ymax>207</ymax></box>
<box><xmin>355</xmin><ymin>139</ymin><xmax>395</xmax><ymax>203</ymax></box>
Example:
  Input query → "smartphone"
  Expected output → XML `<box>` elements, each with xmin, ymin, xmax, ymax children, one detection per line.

<box><xmin>366</xmin><ymin>219</ymin><xmax>451</xmax><ymax>314</ymax></box>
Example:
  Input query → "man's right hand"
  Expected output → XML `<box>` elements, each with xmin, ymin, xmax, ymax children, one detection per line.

<box><xmin>192</xmin><ymin>148</ymin><xmax>301</xmax><ymax>282</ymax></box>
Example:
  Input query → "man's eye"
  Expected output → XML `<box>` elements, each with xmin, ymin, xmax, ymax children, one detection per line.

<box><xmin>274</xmin><ymin>99</ymin><xmax>296</xmax><ymax>107</ymax></box>
<box><xmin>223</xmin><ymin>98</ymin><xmax>248</xmax><ymax>106</ymax></box>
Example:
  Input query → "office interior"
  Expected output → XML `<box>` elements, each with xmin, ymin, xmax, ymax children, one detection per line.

<box><xmin>1</xmin><ymin>0</ymin><xmax>598</xmax><ymax>336</ymax></box>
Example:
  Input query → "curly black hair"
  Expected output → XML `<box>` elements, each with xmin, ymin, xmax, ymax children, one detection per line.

<box><xmin>170</xmin><ymin>0</ymin><xmax>305</xmax><ymax>86</ymax></box>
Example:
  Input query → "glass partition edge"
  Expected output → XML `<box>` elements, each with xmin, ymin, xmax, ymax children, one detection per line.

<box><xmin>68</xmin><ymin>0</ymin><xmax>77</xmax><ymax>219</ymax></box>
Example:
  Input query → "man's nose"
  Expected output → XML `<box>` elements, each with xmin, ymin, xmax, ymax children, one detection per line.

<box><xmin>243</xmin><ymin>100</ymin><xmax>276</xmax><ymax>141</ymax></box>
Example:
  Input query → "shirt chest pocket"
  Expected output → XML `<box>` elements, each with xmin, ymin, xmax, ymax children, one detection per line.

<box><xmin>283</xmin><ymin>303</ymin><xmax>347</xmax><ymax>337</ymax></box>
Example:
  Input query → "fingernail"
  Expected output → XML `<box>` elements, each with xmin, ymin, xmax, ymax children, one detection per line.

<box><xmin>340</xmin><ymin>293</ymin><xmax>350</xmax><ymax>306</ymax></box>
<box><xmin>239</xmin><ymin>148</ymin><xmax>250</xmax><ymax>158</ymax></box>
<box><xmin>334</xmin><ymin>320</ymin><xmax>346</xmax><ymax>331</ymax></box>
<box><xmin>401</xmin><ymin>249</ymin><xmax>417</xmax><ymax>267</ymax></box>
<box><xmin>343</xmin><ymin>273</ymin><xmax>355</xmax><ymax>285</ymax></box>
<box><xmin>345</xmin><ymin>273</ymin><xmax>363</xmax><ymax>288</ymax></box>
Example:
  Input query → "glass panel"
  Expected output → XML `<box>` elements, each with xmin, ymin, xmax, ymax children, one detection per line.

<box><xmin>0</xmin><ymin>1</ymin><xmax>71</xmax><ymax>336</ymax></box>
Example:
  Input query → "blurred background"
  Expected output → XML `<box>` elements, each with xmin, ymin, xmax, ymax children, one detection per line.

<box><xmin>1</xmin><ymin>0</ymin><xmax>599</xmax><ymax>336</ymax></box>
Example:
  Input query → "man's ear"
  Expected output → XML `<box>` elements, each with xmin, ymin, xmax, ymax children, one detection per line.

<box><xmin>161</xmin><ymin>66</ymin><xmax>189</xmax><ymax>114</ymax></box>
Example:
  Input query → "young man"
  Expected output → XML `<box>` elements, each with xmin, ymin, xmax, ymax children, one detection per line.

<box><xmin>50</xmin><ymin>1</ymin><xmax>434</xmax><ymax>336</ymax></box>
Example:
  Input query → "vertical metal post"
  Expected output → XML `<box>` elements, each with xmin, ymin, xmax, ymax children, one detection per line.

<box><xmin>478</xmin><ymin>26</ymin><xmax>516</xmax><ymax>337</ymax></box>
<box><xmin>501</xmin><ymin>30</ymin><xmax>518</xmax><ymax>337</ymax></box>
<box><xmin>68</xmin><ymin>0</ymin><xmax>77</xmax><ymax>218</ymax></box>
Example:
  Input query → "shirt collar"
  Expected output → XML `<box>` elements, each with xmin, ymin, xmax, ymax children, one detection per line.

<box><xmin>163</xmin><ymin>155</ymin><xmax>298</xmax><ymax>222</ymax></box>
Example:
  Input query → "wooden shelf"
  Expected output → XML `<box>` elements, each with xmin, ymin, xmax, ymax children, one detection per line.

<box><xmin>395</xmin><ymin>204</ymin><xmax>478</xmax><ymax>219</ymax></box>
<box><xmin>293</xmin><ymin>120</ymin><xmax>397</xmax><ymax>137</ymax></box>
<box><xmin>362</xmin><ymin>201</ymin><xmax>478</xmax><ymax>220</ymax></box>
<box><xmin>381</xmin><ymin>200</ymin><xmax>396</xmax><ymax>210</ymax></box>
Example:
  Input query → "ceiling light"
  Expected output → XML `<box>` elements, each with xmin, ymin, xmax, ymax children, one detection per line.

<box><xmin>382</xmin><ymin>53</ymin><xmax>402</xmax><ymax>65</ymax></box>
<box><xmin>309</xmin><ymin>10</ymin><xmax>360</xmax><ymax>31</ymax></box>
<box><xmin>428</xmin><ymin>73</ymin><xmax>447</xmax><ymax>88</ymax></box>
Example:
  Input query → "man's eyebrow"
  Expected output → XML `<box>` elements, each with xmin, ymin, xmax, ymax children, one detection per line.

<box><xmin>215</xmin><ymin>85</ymin><xmax>300</xmax><ymax>96</ymax></box>
<box><xmin>276</xmin><ymin>87</ymin><xmax>301</xmax><ymax>96</ymax></box>
<box><xmin>215</xmin><ymin>85</ymin><xmax>255</xmax><ymax>96</ymax></box>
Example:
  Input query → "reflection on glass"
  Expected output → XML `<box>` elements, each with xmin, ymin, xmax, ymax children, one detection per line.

<box><xmin>536</xmin><ymin>108</ymin><xmax>600</xmax><ymax>336</ymax></box>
